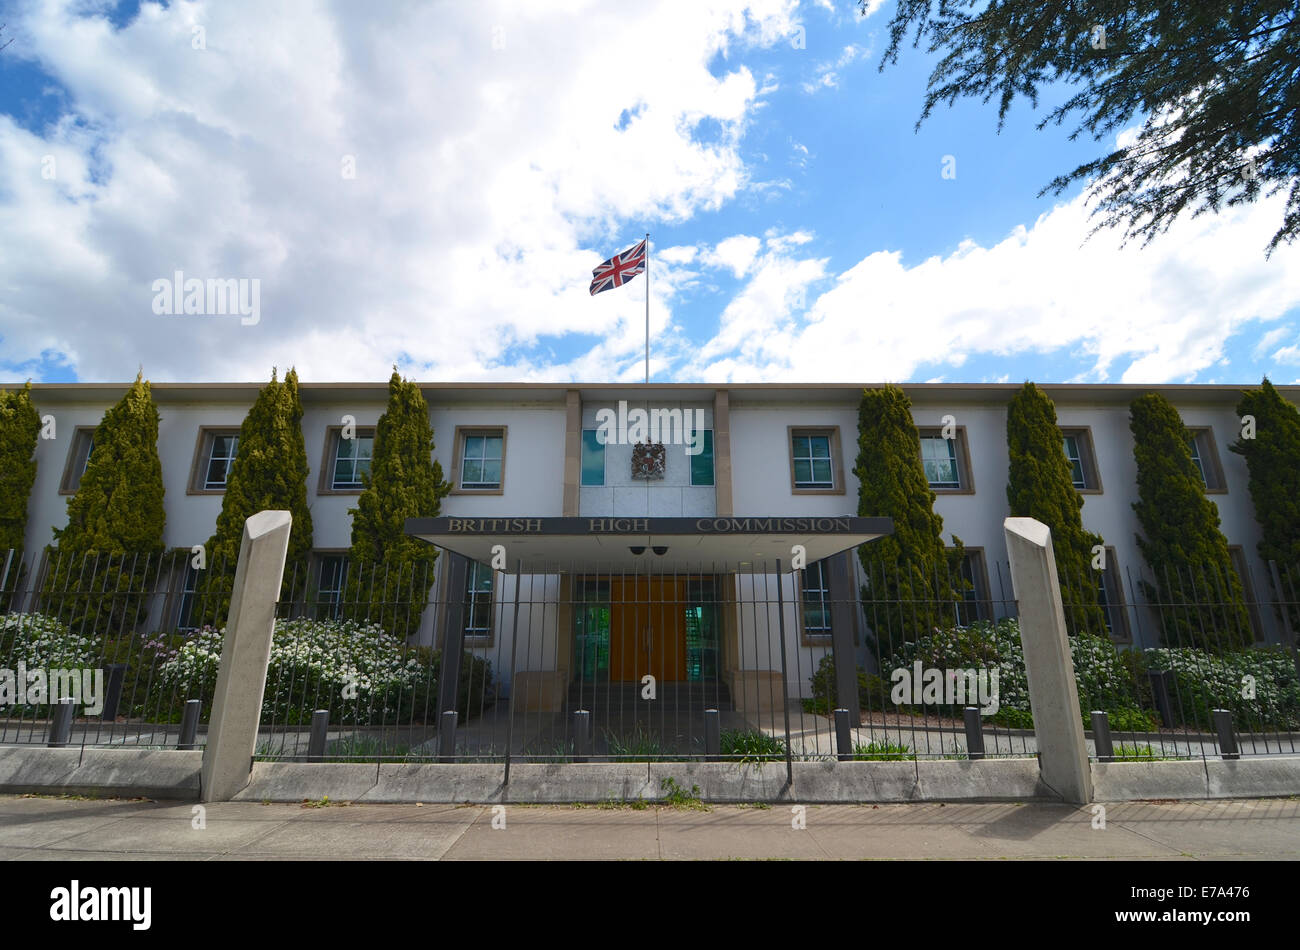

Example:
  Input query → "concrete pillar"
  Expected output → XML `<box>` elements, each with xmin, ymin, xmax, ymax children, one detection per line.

<box><xmin>200</xmin><ymin>510</ymin><xmax>292</xmax><ymax>803</ymax></box>
<box><xmin>1004</xmin><ymin>517</ymin><xmax>1093</xmax><ymax>805</ymax></box>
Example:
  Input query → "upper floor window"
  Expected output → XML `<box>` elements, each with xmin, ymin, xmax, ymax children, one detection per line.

<box><xmin>1060</xmin><ymin>428</ymin><xmax>1101</xmax><ymax>492</ymax></box>
<box><xmin>1095</xmin><ymin>547</ymin><xmax>1131</xmax><ymax>642</ymax></box>
<box><xmin>581</xmin><ymin>428</ymin><xmax>605</xmax><ymax>486</ymax></box>
<box><xmin>327</xmin><ymin>427</ymin><xmax>374</xmax><ymax>491</ymax></box>
<box><xmin>917</xmin><ymin>427</ymin><xmax>973</xmax><ymax>492</ymax></box>
<box><xmin>1186</xmin><ymin>428</ymin><xmax>1225</xmax><ymax>491</ymax></box>
<box><xmin>59</xmin><ymin>427</ymin><xmax>96</xmax><ymax>493</ymax></box>
<box><xmin>689</xmin><ymin>429</ymin><xmax>714</xmax><ymax>486</ymax></box>
<box><xmin>789</xmin><ymin>427</ymin><xmax>843</xmax><ymax>493</ymax></box>
<box><xmin>453</xmin><ymin>427</ymin><xmax>506</xmax><ymax>493</ymax></box>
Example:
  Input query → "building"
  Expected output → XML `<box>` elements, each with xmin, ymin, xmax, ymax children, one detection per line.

<box><xmin>7</xmin><ymin>381</ymin><xmax>1285</xmax><ymax>732</ymax></box>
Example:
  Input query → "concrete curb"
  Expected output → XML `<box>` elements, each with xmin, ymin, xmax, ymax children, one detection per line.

<box><xmin>1091</xmin><ymin>756</ymin><xmax>1300</xmax><ymax>801</ymax></box>
<box><xmin>3</xmin><ymin>748</ymin><xmax>1296</xmax><ymax>803</ymax></box>
<box><xmin>0</xmin><ymin>747</ymin><xmax>201</xmax><ymax>799</ymax></box>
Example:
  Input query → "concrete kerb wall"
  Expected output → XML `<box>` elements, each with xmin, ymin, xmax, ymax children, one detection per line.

<box><xmin>3</xmin><ymin>747</ymin><xmax>1298</xmax><ymax>802</ymax></box>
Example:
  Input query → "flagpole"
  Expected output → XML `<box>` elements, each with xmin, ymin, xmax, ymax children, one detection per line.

<box><xmin>644</xmin><ymin>233</ymin><xmax>650</xmax><ymax>385</ymax></box>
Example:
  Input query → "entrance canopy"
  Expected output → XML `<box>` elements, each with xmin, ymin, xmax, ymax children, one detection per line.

<box><xmin>405</xmin><ymin>515</ymin><xmax>893</xmax><ymax>572</ymax></box>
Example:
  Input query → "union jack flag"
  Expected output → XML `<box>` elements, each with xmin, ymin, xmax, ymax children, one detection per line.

<box><xmin>590</xmin><ymin>239</ymin><xmax>647</xmax><ymax>295</ymax></box>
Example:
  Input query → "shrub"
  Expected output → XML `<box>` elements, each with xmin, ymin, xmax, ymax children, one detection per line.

<box><xmin>807</xmin><ymin>654</ymin><xmax>890</xmax><ymax>713</ymax></box>
<box><xmin>1143</xmin><ymin>646</ymin><xmax>1300</xmax><ymax>730</ymax></box>
<box><xmin>0</xmin><ymin>613</ymin><xmax>101</xmax><ymax>714</ymax></box>
<box><xmin>153</xmin><ymin>617</ymin><xmax>492</xmax><ymax>726</ymax></box>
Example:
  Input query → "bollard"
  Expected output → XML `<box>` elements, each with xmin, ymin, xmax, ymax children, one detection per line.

<box><xmin>1090</xmin><ymin>711</ymin><xmax>1113</xmax><ymax>763</ymax></box>
<box><xmin>1147</xmin><ymin>670</ymin><xmax>1175</xmax><ymax>728</ymax></box>
<box><xmin>963</xmin><ymin>707</ymin><xmax>985</xmax><ymax>760</ymax></box>
<box><xmin>48</xmin><ymin>697</ymin><xmax>76</xmax><ymax>748</ymax></box>
<box><xmin>437</xmin><ymin>710</ymin><xmax>459</xmax><ymax>762</ymax></box>
<box><xmin>834</xmin><ymin>708</ymin><xmax>853</xmax><ymax>762</ymax></box>
<box><xmin>704</xmin><ymin>708</ymin><xmax>720</xmax><ymax>762</ymax></box>
<box><xmin>177</xmin><ymin>699</ymin><xmax>202</xmax><ymax>750</ymax></box>
<box><xmin>573</xmin><ymin>709</ymin><xmax>592</xmax><ymax>763</ymax></box>
<box><xmin>100</xmin><ymin>663</ymin><xmax>128</xmax><ymax>720</ymax></box>
<box><xmin>1212</xmin><ymin>709</ymin><xmax>1239</xmax><ymax>760</ymax></box>
<box><xmin>307</xmin><ymin>709</ymin><xmax>329</xmax><ymax>762</ymax></box>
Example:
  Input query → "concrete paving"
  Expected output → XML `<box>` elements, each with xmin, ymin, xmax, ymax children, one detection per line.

<box><xmin>1</xmin><ymin>793</ymin><xmax>1297</xmax><ymax>860</ymax></box>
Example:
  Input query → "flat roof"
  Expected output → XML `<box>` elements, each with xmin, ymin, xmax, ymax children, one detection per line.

<box><xmin>405</xmin><ymin>515</ymin><xmax>894</xmax><ymax>572</ymax></box>
<box><xmin>6</xmin><ymin>380</ymin><xmax>1291</xmax><ymax>406</ymax></box>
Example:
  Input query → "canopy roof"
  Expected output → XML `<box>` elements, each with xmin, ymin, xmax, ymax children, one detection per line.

<box><xmin>405</xmin><ymin>515</ymin><xmax>893</xmax><ymax>573</ymax></box>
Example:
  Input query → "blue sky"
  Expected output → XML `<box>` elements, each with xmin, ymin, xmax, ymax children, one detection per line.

<box><xmin>1</xmin><ymin>0</ymin><xmax>1296</xmax><ymax>386</ymax></box>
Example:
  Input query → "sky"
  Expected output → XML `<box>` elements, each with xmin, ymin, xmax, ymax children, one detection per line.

<box><xmin>0</xmin><ymin>0</ymin><xmax>1297</xmax><ymax>387</ymax></box>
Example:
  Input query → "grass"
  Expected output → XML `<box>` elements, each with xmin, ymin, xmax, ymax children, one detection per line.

<box><xmin>603</xmin><ymin>723</ymin><xmax>690</xmax><ymax>762</ymax></box>
<box><xmin>1109</xmin><ymin>743</ymin><xmax>1174</xmax><ymax>761</ymax></box>
<box><xmin>852</xmin><ymin>741</ymin><xmax>916</xmax><ymax>761</ymax></box>
<box><xmin>719</xmin><ymin>728</ymin><xmax>788</xmax><ymax>763</ymax></box>
<box><xmin>659</xmin><ymin>776</ymin><xmax>708</xmax><ymax>810</ymax></box>
<box><xmin>322</xmin><ymin>735</ymin><xmax>414</xmax><ymax>763</ymax></box>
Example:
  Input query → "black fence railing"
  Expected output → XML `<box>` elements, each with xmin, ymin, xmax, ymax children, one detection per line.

<box><xmin>3</xmin><ymin>546</ymin><xmax>1296</xmax><ymax>765</ymax></box>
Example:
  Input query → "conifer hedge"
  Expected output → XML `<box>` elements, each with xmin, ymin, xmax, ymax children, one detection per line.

<box><xmin>43</xmin><ymin>374</ymin><xmax>166</xmax><ymax>636</ymax></box>
<box><xmin>197</xmin><ymin>368</ymin><xmax>314</xmax><ymax>623</ymax></box>
<box><xmin>1130</xmin><ymin>392</ymin><xmax>1251</xmax><ymax>652</ymax></box>
<box><xmin>855</xmin><ymin>384</ymin><xmax>963</xmax><ymax>647</ymax></box>
<box><xmin>344</xmin><ymin>371</ymin><xmax>451</xmax><ymax>639</ymax></box>
<box><xmin>0</xmin><ymin>382</ymin><xmax>41</xmax><ymax>606</ymax></box>
<box><xmin>1231</xmin><ymin>378</ymin><xmax>1300</xmax><ymax>594</ymax></box>
<box><xmin>1006</xmin><ymin>382</ymin><xmax>1109</xmax><ymax>637</ymax></box>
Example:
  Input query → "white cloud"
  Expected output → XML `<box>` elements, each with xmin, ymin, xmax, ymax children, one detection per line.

<box><xmin>689</xmin><ymin>189</ymin><xmax>1300</xmax><ymax>383</ymax></box>
<box><xmin>713</xmin><ymin>234</ymin><xmax>763</xmax><ymax>277</ymax></box>
<box><xmin>0</xmin><ymin>0</ymin><xmax>800</xmax><ymax>382</ymax></box>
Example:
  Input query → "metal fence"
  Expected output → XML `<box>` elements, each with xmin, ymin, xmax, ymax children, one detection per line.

<box><xmin>1060</xmin><ymin>559</ymin><xmax>1300</xmax><ymax>760</ymax></box>
<box><xmin>3</xmin><ymin>546</ymin><xmax>1297</xmax><ymax>768</ymax></box>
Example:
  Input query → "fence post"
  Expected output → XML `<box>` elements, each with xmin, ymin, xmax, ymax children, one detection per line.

<box><xmin>704</xmin><ymin>708</ymin><xmax>721</xmax><ymax>762</ymax></box>
<box><xmin>834</xmin><ymin>708</ymin><xmax>853</xmax><ymax>761</ymax></box>
<box><xmin>1090</xmin><ymin>711</ymin><xmax>1113</xmax><ymax>763</ymax></box>
<box><xmin>307</xmin><ymin>710</ymin><xmax>329</xmax><ymax>762</ymax></box>
<box><xmin>963</xmin><ymin>707</ymin><xmax>985</xmax><ymax>760</ymax></box>
<box><xmin>200</xmin><ymin>511</ymin><xmax>292</xmax><ymax>803</ymax></box>
<box><xmin>177</xmin><ymin>699</ymin><xmax>202</xmax><ymax>750</ymax></box>
<box><xmin>1212</xmin><ymin>709</ymin><xmax>1239</xmax><ymax>760</ymax></box>
<box><xmin>1004</xmin><ymin>517</ymin><xmax>1093</xmax><ymax>804</ymax></box>
<box><xmin>48</xmin><ymin>697</ymin><xmax>76</xmax><ymax>748</ymax></box>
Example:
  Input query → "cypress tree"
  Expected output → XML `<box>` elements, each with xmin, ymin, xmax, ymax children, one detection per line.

<box><xmin>1231</xmin><ymin>378</ymin><xmax>1300</xmax><ymax>570</ymax></box>
<box><xmin>0</xmin><ymin>382</ymin><xmax>42</xmax><ymax>604</ymax></box>
<box><xmin>44</xmin><ymin>374</ymin><xmax>166</xmax><ymax>635</ymax></box>
<box><xmin>1130</xmin><ymin>392</ymin><xmax>1251</xmax><ymax>652</ymax></box>
<box><xmin>198</xmin><ymin>368</ymin><xmax>314</xmax><ymax>623</ymax></box>
<box><xmin>854</xmin><ymin>384</ymin><xmax>963</xmax><ymax>647</ymax></box>
<box><xmin>344</xmin><ymin>371</ymin><xmax>451</xmax><ymax>639</ymax></box>
<box><xmin>1006</xmin><ymin>382</ymin><xmax>1109</xmax><ymax>637</ymax></box>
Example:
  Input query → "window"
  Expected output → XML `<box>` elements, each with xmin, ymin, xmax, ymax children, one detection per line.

<box><xmin>1187</xmin><ymin>428</ymin><xmax>1226</xmax><ymax>491</ymax></box>
<box><xmin>689</xmin><ymin>429</ymin><xmax>714</xmax><ymax>486</ymax></box>
<box><xmin>954</xmin><ymin>549</ymin><xmax>991</xmax><ymax>626</ymax></box>
<box><xmin>917</xmin><ymin>427</ymin><xmax>973</xmax><ymax>491</ymax></box>
<box><xmin>581</xmin><ymin>429</ymin><xmax>605</xmax><ymax>486</ymax></box>
<box><xmin>788</xmin><ymin>427</ymin><xmax>843</xmax><ymax>493</ymax></box>
<box><xmin>189</xmin><ymin>428</ymin><xmax>241</xmax><ymax>493</ymax></box>
<box><xmin>463</xmin><ymin>561</ymin><xmax>494</xmax><ymax>638</ymax></box>
<box><xmin>1095</xmin><ymin>548</ymin><xmax>1131</xmax><ymax>641</ymax></box>
<box><xmin>453</xmin><ymin>427</ymin><xmax>506</xmax><ymax>492</ymax></box>
<box><xmin>799</xmin><ymin>559</ymin><xmax>832</xmax><ymax>640</ymax></box>
<box><xmin>174</xmin><ymin>561</ymin><xmax>201</xmax><ymax>631</ymax></box>
<box><xmin>59</xmin><ymin>427</ymin><xmax>95</xmax><ymax>493</ymax></box>
<box><xmin>323</xmin><ymin>427</ymin><xmax>374</xmax><ymax>491</ymax></box>
<box><xmin>314</xmin><ymin>554</ymin><xmax>349</xmax><ymax>620</ymax></box>
<box><xmin>1060</xmin><ymin>428</ymin><xmax>1101</xmax><ymax>492</ymax></box>
<box><xmin>1227</xmin><ymin>547</ymin><xmax>1264</xmax><ymax>643</ymax></box>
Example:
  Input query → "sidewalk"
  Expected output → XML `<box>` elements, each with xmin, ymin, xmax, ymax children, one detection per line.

<box><xmin>2</xmin><ymin>794</ymin><xmax>1298</xmax><ymax>860</ymax></box>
